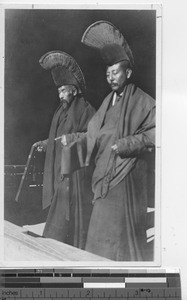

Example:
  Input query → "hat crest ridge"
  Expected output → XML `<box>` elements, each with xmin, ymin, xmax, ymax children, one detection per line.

<box><xmin>39</xmin><ymin>51</ymin><xmax>86</xmax><ymax>91</ymax></box>
<box><xmin>81</xmin><ymin>20</ymin><xmax>134</xmax><ymax>66</ymax></box>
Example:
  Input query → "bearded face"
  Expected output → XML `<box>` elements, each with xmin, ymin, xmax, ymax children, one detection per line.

<box><xmin>58</xmin><ymin>85</ymin><xmax>77</xmax><ymax>109</ymax></box>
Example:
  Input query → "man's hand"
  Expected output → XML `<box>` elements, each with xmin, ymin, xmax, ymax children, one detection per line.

<box><xmin>111</xmin><ymin>144</ymin><xmax>119</xmax><ymax>154</ymax></box>
<box><xmin>33</xmin><ymin>140</ymin><xmax>48</xmax><ymax>152</ymax></box>
<box><xmin>61</xmin><ymin>134</ymin><xmax>67</xmax><ymax>146</ymax></box>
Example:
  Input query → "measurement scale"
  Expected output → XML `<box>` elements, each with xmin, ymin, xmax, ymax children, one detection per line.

<box><xmin>0</xmin><ymin>268</ymin><xmax>181</xmax><ymax>299</ymax></box>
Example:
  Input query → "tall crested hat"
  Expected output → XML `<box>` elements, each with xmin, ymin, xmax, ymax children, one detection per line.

<box><xmin>81</xmin><ymin>20</ymin><xmax>134</xmax><ymax>67</ymax></box>
<box><xmin>39</xmin><ymin>51</ymin><xmax>86</xmax><ymax>93</ymax></box>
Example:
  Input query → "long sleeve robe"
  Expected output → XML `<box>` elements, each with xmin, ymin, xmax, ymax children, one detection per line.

<box><xmin>42</xmin><ymin>96</ymin><xmax>95</xmax><ymax>249</ymax></box>
<box><xmin>61</xmin><ymin>84</ymin><xmax>155</xmax><ymax>260</ymax></box>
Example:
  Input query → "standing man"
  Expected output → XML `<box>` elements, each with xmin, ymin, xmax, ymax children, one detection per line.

<box><xmin>61</xmin><ymin>21</ymin><xmax>155</xmax><ymax>261</ymax></box>
<box><xmin>35</xmin><ymin>51</ymin><xmax>95</xmax><ymax>248</ymax></box>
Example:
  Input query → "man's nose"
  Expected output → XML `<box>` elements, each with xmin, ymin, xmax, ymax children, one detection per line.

<box><xmin>59</xmin><ymin>93</ymin><xmax>64</xmax><ymax>100</ymax></box>
<box><xmin>108</xmin><ymin>73</ymin><xmax>114</xmax><ymax>81</ymax></box>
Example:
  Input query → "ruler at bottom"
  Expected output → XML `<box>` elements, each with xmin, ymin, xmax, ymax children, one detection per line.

<box><xmin>0</xmin><ymin>268</ymin><xmax>182</xmax><ymax>299</ymax></box>
<box><xmin>0</xmin><ymin>287</ymin><xmax>182</xmax><ymax>299</ymax></box>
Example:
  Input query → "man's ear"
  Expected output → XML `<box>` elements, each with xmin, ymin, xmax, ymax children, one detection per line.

<box><xmin>126</xmin><ymin>68</ymin><xmax>132</xmax><ymax>79</ymax></box>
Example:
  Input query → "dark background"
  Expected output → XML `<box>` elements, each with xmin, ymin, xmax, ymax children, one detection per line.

<box><xmin>5</xmin><ymin>9</ymin><xmax>156</xmax><ymax>165</ymax></box>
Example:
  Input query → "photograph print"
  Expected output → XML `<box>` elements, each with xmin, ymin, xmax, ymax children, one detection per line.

<box><xmin>3</xmin><ymin>5</ymin><xmax>161</xmax><ymax>265</ymax></box>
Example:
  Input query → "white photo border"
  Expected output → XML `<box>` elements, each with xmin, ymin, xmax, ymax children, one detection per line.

<box><xmin>0</xmin><ymin>2</ymin><xmax>162</xmax><ymax>268</ymax></box>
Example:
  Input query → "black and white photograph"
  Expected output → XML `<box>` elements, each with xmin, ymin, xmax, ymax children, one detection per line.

<box><xmin>2</xmin><ymin>4</ymin><xmax>161</xmax><ymax>266</ymax></box>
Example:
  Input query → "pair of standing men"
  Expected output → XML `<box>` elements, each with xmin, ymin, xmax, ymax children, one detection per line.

<box><xmin>36</xmin><ymin>21</ymin><xmax>155</xmax><ymax>261</ymax></box>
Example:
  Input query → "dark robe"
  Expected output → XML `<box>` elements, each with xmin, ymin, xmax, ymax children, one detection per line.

<box><xmin>42</xmin><ymin>96</ymin><xmax>95</xmax><ymax>249</ymax></box>
<box><xmin>61</xmin><ymin>84</ymin><xmax>155</xmax><ymax>260</ymax></box>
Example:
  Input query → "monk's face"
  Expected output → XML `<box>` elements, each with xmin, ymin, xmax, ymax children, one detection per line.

<box><xmin>58</xmin><ymin>85</ymin><xmax>77</xmax><ymax>109</ymax></box>
<box><xmin>106</xmin><ymin>61</ymin><xmax>132</xmax><ymax>94</ymax></box>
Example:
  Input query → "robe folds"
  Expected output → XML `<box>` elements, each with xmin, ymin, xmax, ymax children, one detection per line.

<box><xmin>42</xmin><ymin>96</ymin><xmax>95</xmax><ymax>249</ymax></box>
<box><xmin>61</xmin><ymin>84</ymin><xmax>156</xmax><ymax>261</ymax></box>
